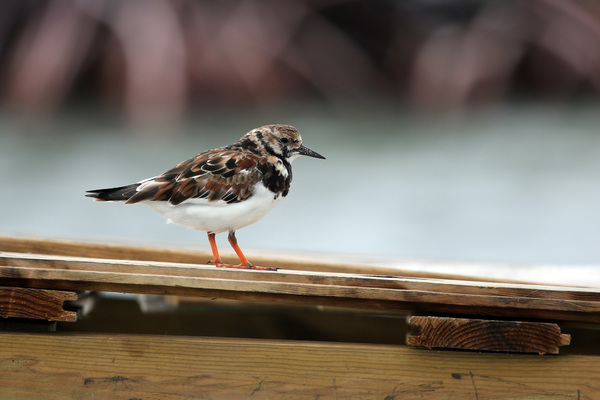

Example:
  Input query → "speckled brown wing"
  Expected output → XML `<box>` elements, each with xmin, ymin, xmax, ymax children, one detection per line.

<box><xmin>125</xmin><ymin>149</ymin><xmax>264</xmax><ymax>205</ymax></box>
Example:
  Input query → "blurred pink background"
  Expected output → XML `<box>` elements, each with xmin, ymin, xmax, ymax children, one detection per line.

<box><xmin>2</xmin><ymin>0</ymin><xmax>599</xmax><ymax>125</ymax></box>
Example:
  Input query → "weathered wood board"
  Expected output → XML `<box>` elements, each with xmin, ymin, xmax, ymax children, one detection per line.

<box><xmin>0</xmin><ymin>236</ymin><xmax>404</xmax><ymax>276</ymax></box>
<box><xmin>407</xmin><ymin>316</ymin><xmax>571</xmax><ymax>354</ymax></box>
<box><xmin>0</xmin><ymin>286</ymin><xmax>77</xmax><ymax>322</ymax></box>
<box><xmin>1</xmin><ymin>251</ymin><xmax>600</xmax><ymax>322</ymax></box>
<box><xmin>0</xmin><ymin>333</ymin><xmax>598</xmax><ymax>399</ymax></box>
<box><xmin>0</xmin><ymin>236</ymin><xmax>529</xmax><ymax>281</ymax></box>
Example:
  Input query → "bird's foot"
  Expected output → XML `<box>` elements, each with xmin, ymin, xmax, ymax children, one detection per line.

<box><xmin>209</xmin><ymin>260</ymin><xmax>278</xmax><ymax>271</ymax></box>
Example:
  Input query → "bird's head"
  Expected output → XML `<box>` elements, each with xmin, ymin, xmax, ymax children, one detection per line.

<box><xmin>246</xmin><ymin>124</ymin><xmax>325</xmax><ymax>161</ymax></box>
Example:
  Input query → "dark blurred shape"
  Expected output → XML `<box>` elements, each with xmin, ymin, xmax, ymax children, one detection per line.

<box><xmin>0</xmin><ymin>0</ymin><xmax>599</xmax><ymax>125</ymax></box>
<box><xmin>408</xmin><ymin>0</ymin><xmax>600</xmax><ymax>110</ymax></box>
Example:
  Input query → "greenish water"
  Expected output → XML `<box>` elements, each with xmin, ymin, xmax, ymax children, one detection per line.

<box><xmin>2</xmin><ymin>101</ymin><xmax>600</xmax><ymax>266</ymax></box>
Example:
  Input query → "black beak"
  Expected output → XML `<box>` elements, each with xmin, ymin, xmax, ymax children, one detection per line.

<box><xmin>297</xmin><ymin>144</ymin><xmax>325</xmax><ymax>159</ymax></box>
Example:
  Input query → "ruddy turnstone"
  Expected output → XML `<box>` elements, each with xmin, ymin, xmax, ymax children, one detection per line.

<box><xmin>86</xmin><ymin>124</ymin><xmax>325</xmax><ymax>271</ymax></box>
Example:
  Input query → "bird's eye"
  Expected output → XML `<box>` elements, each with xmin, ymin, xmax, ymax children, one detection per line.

<box><xmin>280</xmin><ymin>137</ymin><xmax>289</xmax><ymax>144</ymax></box>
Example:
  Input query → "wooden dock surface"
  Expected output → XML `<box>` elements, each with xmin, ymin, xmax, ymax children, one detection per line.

<box><xmin>1</xmin><ymin>236</ymin><xmax>599</xmax><ymax>399</ymax></box>
<box><xmin>2</xmin><ymin>250</ymin><xmax>600</xmax><ymax>323</ymax></box>
<box><xmin>1</xmin><ymin>237</ymin><xmax>600</xmax><ymax>323</ymax></box>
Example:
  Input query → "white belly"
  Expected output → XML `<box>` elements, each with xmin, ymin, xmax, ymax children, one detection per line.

<box><xmin>144</xmin><ymin>183</ymin><xmax>283</xmax><ymax>234</ymax></box>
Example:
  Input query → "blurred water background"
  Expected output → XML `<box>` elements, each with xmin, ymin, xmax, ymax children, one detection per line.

<box><xmin>1</xmin><ymin>0</ymin><xmax>600</xmax><ymax>281</ymax></box>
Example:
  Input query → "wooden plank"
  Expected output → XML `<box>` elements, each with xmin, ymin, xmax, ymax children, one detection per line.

<box><xmin>0</xmin><ymin>333</ymin><xmax>598</xmax><ymax>399</ymax></box>
<box><xmin>0</xmin><ymin>236</ymin><xmax>518</xmax><ymax>281</ymax></box>
<box><xmin>407</xmin><ymin>316</ymin><xmax>571</xmax><ymax>354</ymax></box>
<box><xmin>2</xmin><ymin>251</ymin><xmax>598</xmax><ymax>301</ymax></box>
<box><xmin>0</xmin><ymin>236</ymin><xmax>401</xmax><ymax>275</ymax></box>
<box><xmin>0</xmin><ymin>252</ymin><xmax>599</xmax><ymax>322</ymax></box>
<box><xmin>0</xmin><ymin>286</ymin><xmax>77</xmax><ymax>322</ymax></box>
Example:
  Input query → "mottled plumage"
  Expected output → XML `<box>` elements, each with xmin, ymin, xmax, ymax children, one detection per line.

<box><xmin>86</xmin><ymin>124</ymin><xmax>325</xmax><ymax>270</ymax></box>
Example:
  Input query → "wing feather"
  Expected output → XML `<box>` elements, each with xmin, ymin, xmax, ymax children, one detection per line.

<box><xmin>126</xmin><ymin>149</ymin><xmax>263</xmax><ymax>205</ymax></box>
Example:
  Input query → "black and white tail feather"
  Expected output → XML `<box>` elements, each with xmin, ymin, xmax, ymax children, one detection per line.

<box><xmin>86</xmin><ymin>184</ymin><xmax>140</xmax><ymax>202</ymax></box>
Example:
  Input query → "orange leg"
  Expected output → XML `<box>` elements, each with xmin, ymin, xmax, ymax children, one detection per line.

<box><xmin>228</xmin><ymin>231</ymin><xmax>252</xmax><ymax>266</ymax></box>
<box><xmin>228</xmin><ymin>231</ymin><xmax>278</xmax><ymax>271</ymax></box>
<box><xmin>207</xmin><ymin>232</ymin><xmax>224</xmax><ymax>266</ymax></box>
<box><xmin>207</xmin><ymin>231</ymin><xmax>277</xmax><ymax>271</ymax></box>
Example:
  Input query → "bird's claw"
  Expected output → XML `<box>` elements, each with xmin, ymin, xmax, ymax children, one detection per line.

<box><xmin>208</xmin><ymin>260</ymin><xmax>278</xmax><ymax>271</ymax></box>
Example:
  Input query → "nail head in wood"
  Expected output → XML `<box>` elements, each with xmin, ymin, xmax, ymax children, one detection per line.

<box><xmin>407</xmin><ymin>316</ymin><xmax>571</xmax><ymax>354</ymax></box>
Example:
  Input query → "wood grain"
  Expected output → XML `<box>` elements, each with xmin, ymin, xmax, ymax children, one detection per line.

<box><xmin>407</xmin><ymin>316</ymin><xmax>571</xmax><ymax>354</ymax></box>
<box><xmin>0</xmin><ymin>333</ymin><xmax>598</xmax><ymax>399</ymax></box>
<box><xmin>0</xmin><ymin>286</ymin><xmax>77</xmax><ymax>322</ymax></box>
<box><xmin>1</xmin><ymin>251</ymin><xmax>600</xmax><ymax>322</ymax></box>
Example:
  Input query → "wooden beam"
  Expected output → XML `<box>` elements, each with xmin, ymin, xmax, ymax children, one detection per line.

<box><xmin>0</xmin><ymin>252</ymin><xmax>599</xmax><ymax>322</ymax></box>
<box><xmin>407</xmin><ymin>316</ymin><xmax>571</xmax><ymax>354</ymax></box>
<box><xmin>0</xmin><ymin>286</ymin><xmax>77</xmax><ymax>322</ymax></box>
<box><xmin>0</xmin><ymin>333</ymin><xmax>598</xmax><ymax>399</ymax></box>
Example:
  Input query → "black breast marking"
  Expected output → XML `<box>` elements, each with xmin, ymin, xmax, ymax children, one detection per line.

<box><xmin>259</xmin><ymin>159</ymin><xmax>292</xmax><ymax>198</ymax></box>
